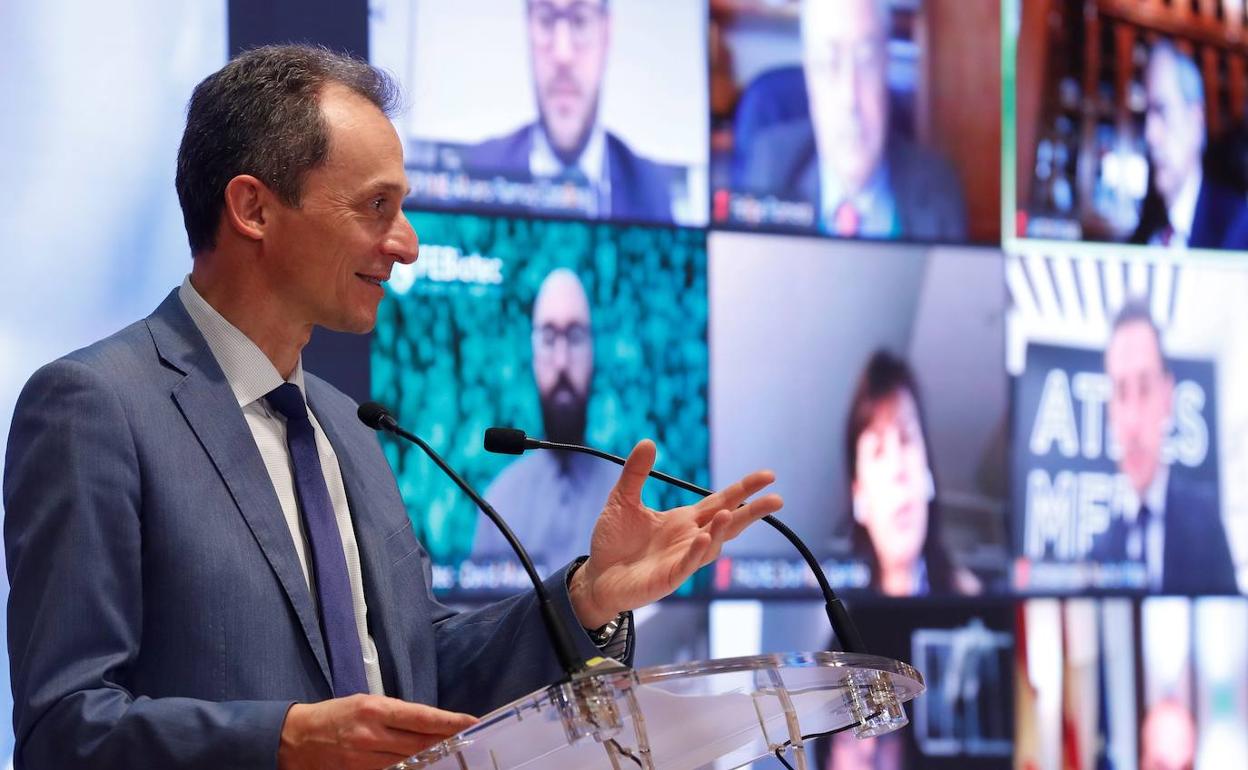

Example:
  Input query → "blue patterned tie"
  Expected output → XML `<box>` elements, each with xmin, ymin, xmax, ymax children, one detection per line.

<box><xmin>265</xmin><ymin>383</ymin><xmax>369</xmax><ymax>696</ymax></box>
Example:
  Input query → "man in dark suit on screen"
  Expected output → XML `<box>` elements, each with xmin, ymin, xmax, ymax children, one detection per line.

<box><xmin>1089</xmin><ymin>301</ymin><xmax>1238</xmax><ymax>594</ymax></box>
<box><xmin>742</xmin><ymin>0</ymin><xmax>966</xmax><ymax>241</ymax></box>
<box><xmin>1132</xmin><ymin>40</ymin><xmax>1248</xmax><ymax>250</ymax></box>
<box><xmin>464</xmin><ymin>0</ymin><xmax>673</xmax><ymax>223</ymax></box>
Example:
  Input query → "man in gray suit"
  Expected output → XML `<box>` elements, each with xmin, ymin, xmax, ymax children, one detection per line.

<box><xmin>3</xmin><ymin>46</ymin><xmax>781</xmax><ymax>769</ymax></box>
<box><xmin>743</xmin><ymin>0</ymin><xmax>966</xmax><ymax>240</ymax></box>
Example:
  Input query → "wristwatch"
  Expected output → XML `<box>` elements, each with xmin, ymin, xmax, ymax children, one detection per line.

<box><xmin>587</xmin><ymin>612</ymin><xmax>625</xmax><ymax>646</ymax></box>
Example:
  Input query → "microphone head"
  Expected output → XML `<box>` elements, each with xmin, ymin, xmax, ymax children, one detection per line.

<box><xmin>358</xmin><ymin>401</ymin><xmax>397</xmax><ymax>431</ymax></box>
<box><xmin>484</xmin><ymin>427</ymin><xmax>530</xmax><ymax>455</ymax></box>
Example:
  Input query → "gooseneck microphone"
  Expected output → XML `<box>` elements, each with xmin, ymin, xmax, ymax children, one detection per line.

<box><xmin>484</xmin><ymin>427</ymin><xmax>867</xmax><ymax>654</ymax></box>
<box><xmin>358</xmin><ymin>404</ymin><xmax>589</xmax><ymax>677</ymax></box>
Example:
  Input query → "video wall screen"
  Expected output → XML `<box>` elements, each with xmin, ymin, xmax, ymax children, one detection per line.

<box><xmin>1016</xmin><ymin>597</ymin><xmax>1248</xmax><ymax>770</ymax></box>
<box><xmin>371</xmin><ymin>211</ymin><xmax>709</xmax><ymax>597</ymax></box>
<box><xmin>369</xmin><ymin>0</ymin><xmax>709</xmax><ymax>226</ymax></box>
<box><xmin>709</xmin><ymin>0</ymin><xmax>1001</xmax><ymax>243</ymax></box>
<box><xmin>10</xmin><ymin>0</ymin><xmax>1248</xmax><ymax>765</ymax></box>
<box><xmin>709</xmin><ymin>599</ymin><xmax>1015</xmax><ymax>769</ymax></box>
<box><xmin>1013</xmin><ymin>0</ymin><xmax>1248</xmax><ymax>250</ymax></box>
<box><xmin>709</xmin><ymin>235</ymin><xmax>1010</xmax><ymax>599</ymax></box>
<box><xmin>1007</xmin><ymin>248</ymin><xmax>1248</xmax><ymax>594</ymax></box>
<box><xmin>631</xmin><ymin>601</ymin><xmax>710</xmax><ymax>668</ymax></box>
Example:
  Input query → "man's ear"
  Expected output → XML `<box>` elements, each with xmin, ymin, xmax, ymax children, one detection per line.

<box><xmin>222</xmin><ymin>174</ymin><xmax>272</xmax><ymax>242</ymax></box>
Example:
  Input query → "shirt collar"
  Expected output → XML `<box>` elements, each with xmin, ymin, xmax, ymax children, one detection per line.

<box><xmin>178</xmin><ymin>275</ymin><xmax>305</xmax><ymax>408</ymax></box>
<box><xmin>819</xmin><ymin>158</ymin><xmax>896</xmax><ymax>236</ymax></box>
<box><xmin>1168</xmin><ymin>169</ymin><xmax>1202</xmax><ymax>244</ymax></box>
<box><xmin>1122</xmin><ymin>463</ymin><xmax>1170</xmax><ymax>521</ymax></box>
<box><xmin>530</xmin><ymin>121</ymin><xmax>607</xmax><ymax>186</ymax></box>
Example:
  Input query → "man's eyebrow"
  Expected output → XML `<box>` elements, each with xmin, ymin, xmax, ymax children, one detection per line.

<box><xmin>364</xmin><ymin>180</ymin><xmax>410</xmax><ymax>198</ymax></box>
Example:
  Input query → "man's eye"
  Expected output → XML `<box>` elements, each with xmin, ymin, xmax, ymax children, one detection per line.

<box><xmin>372</xmin><ymin>198</ymin><xmax>386</xmax><ymax>211</ymax></box>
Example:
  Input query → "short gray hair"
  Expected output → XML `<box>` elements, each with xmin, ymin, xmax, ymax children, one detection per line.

<box><xmin>175</xmin><ymin>45</ymin><xmax>401</xmax><ymax>255</ymax></box>
<box><xmin>801</xmin><ymin>0</ymin><xmax>892</xmax><ymax>45</ymax></box>
<box><xmin>1150</xmin><ymin>39</ymin><xmax>1205</xmax><ymax>108</ymax></box>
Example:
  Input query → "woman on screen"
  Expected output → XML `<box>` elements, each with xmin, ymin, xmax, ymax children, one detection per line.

<box><xmin>845</xmin><ymin>350</ymin><xmax>980</xmax><ymax>596</ymax></box>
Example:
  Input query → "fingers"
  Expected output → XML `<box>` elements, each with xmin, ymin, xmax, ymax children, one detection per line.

<box><xmin>279</xmin><ymin>697</ymin><xmax>477</xmax><ymax>770</ymax></box>
<box><xmin>611</xmin><ymin>439</ymin><xmax>657</xmax><ymax>503</ymax></box>
<box><xmin>383</xmin><ymin>700</ymin><xmax>478</xmax><ymax>736</ymax></box>
<box><xmin>699</xmin><ymin>469</ymin><xmax>777</xmax><ymax>513</ymax></box>
<box><xmin>703</xmin><ymin>508</ymin><xmax>732</xmax><ymax>540</ymax></box>
<box><xmin>676</xmin><ymin>508</ymin><xmax>736</xmax><ymax>577</ymax></box>
<box><xmin>673</xmin><ymin>530</ymin><xmax>712</xmax><ymax>581</ymax></box>
<box><xmin>355</xmin><ymin>698</ymin><xmax>476</xmax><ymax>759</ymax></box>
<box><xmin>357</xmin><ymin>749</ymin><xmax>417</xmax><ymax>768</ymax></box>
<box><xmin>696</xmin><ymin>493</ymin><xmax>783</xmax><ymax>544</ymax></box>
<box><xmin>721</xmin><ymin>492</ymin><xmax>784</xmax><ymax>539</ymax></box>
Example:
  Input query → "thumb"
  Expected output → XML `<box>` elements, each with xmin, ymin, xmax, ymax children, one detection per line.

<box><xmin>612</xmin><ymin>439</ymin><xmax>657</xmax><ymax>504</ymax></box>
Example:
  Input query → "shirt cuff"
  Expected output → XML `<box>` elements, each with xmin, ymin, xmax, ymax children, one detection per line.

<box><xmin>597</xmin><ymin>612</ymin><xmax>633</xmax><ymax>661</ymax></box>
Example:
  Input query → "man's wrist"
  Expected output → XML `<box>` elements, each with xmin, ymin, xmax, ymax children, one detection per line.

<box><xmin>277</xmin><ymin>702</ymin><xmax>308</xmax><ymax>770</ymax></box>
<box><xmin>567</xmin><ymin>557</ymin><xmax>617</xmax><ymax>630</ymax></box>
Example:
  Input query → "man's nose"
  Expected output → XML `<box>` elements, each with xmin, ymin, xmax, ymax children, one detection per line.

<box><xmin>551</xmin><ymin>340</ymin><xmax>571</xmax><ymax>369</ymax></box>
<box><xmin>551</xmin><ymin>19</ymin><xmax>575</xmax><ymax>63</ymax></box>
<box><xmin>386</xmin><ymin>215</ymin><xmax>419</xmax><ymax>265</ymax></box>
<box><xmin>830</xmin><ymin>55</ymin><xmax>859</xmax><ymax>108</ymax></box>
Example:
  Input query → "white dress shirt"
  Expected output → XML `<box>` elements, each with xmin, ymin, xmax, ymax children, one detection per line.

<box><xmin>818</xmin><ymin>159</ymin><xmax>898</xmax><ymax>238</ymax></box>
<box><xmin>530</xmin><ymin>121</ymin><xmax>612</xmax><ymax>216</ymax></box>
<box><xmin>179</xmin><ymin>276</ymin><xmax>385</xmax><ymax>695</ymax></box>
<box><xmin>1165</xmin><ymin>169</ymin><xmax>1201</xmax><ymax>247</ymax></box>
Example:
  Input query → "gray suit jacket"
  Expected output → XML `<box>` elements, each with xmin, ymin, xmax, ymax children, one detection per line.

<box><xmin>4</xmin><ymin>291</ymin><xmax>609</xmax><ymax>769</ymax></box>
<box><xmin>741</xmin><ymin>119</ymin><xmax>968</xmax><ymax>241</ymax></box>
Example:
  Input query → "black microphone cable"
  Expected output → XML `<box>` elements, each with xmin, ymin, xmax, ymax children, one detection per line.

<box><xmin>358</xmin><ymin>404</ymin><xmax>591</xmax><ymax>678</ymax></box>
<box><xmin>483</xmin><ymin>427</ymin><xmax>866</xmax><ymax>654</ymax></box>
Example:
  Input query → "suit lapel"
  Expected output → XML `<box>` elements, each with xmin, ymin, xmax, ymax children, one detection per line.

<box><xmin>794</xmin><ymin>126</ymin><xmax>822</xmax><ymax>218</ymax></box>
<box><xmin>307</xmin><ymin>380</ymin><xmax>415</xmax><ymax>701</ymax></box>
<box><xmin>1189</xmin><ymin>180</ymin><xmax>1214</xmax><ymax>249</ymax></box>
<box><xmin>606</xmin><ymin>134</ymin><xmax>625</xmax><ymax>218</ymax></box>
<box><xmin>146</xmin><ymin>292</ymin><xmax>334</xmax><ymax>691</ymax></box>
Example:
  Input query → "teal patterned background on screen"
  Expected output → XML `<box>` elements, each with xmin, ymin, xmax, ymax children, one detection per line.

<box><xmin>371</xmin><ymin>211</ymin><xmax>709</xmax><ymax>569</ymax></box>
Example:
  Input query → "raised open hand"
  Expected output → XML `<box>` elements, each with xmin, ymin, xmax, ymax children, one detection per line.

<box><xmin>569</xmin><ymin>440</ymin><xmax>783</xmax><ymax>628</ymax></box>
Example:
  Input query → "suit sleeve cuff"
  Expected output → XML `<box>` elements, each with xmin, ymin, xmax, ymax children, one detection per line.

<box><xmin>543</xmin><ymin>558</ymin><xmax>614</xmax><ymax>664</ymax></box>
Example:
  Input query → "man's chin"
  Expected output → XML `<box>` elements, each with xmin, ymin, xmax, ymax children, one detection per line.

<box><xmin>539</xmin><ymin>112</ymin><xmax>594</xmax><ymax>162</ymax></box>
<box><xmin>1123</xmin><ymin>464</ymin><xmax>1158</xmax><ymax>496</ymax></box>
<box><xmin>551</xmin><ymin>132</ymin><xmax>590</xmax><ymax>160</ymax></box>
<box><xmin>541</xmin><ymin>402</ymin><xmax>589</xmax><ymax>445</ymax></box>
<box><xmin>831</xmin><ymin>155</ymin><xmax>883</xmax><ymax>191</ymax></box>
<box><xmin>324</xmin><ymin>312</ymin><xmax>378</xmax><ymax>335</ymax></box>
<box><xmin>1153</xmin><ymin>172</ymin><xmax>1180</xmax><ymax>202</ymax></box>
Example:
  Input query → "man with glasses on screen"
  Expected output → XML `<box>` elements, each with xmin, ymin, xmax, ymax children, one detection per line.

<box><xmin>3</xmin><ymin>45</ymin><xmax>782</xmax><ymax>769</ymax></box>
<box><xmin>1132</xmin><ymin>39</ymin><xmax>1248</xmax><ymax>250</ymax></box>
<box><xmin>463</xmin><ymin>0</ymin><xmax>673</xmax><ymax>223</ymax></box>
<box><xmin>471</xmin><ymin>268</ymin><xmax>619</xmax><ymax>572</ymax></box>
<box><xmin>1090</xmin><ymin>300</ymin><xmax>1237</xmax><ymax>594</ymax></box>
<box><xmin>743</xmin><ymin>0</ymin><xmax>966</xmax><ymax>240</ymax></box>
